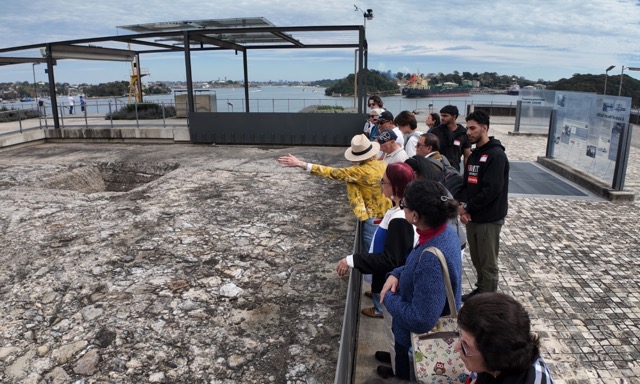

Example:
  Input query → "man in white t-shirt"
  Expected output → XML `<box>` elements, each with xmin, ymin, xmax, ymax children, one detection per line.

<box><xmin>377</xmin><ymin>130</ymin><xmax>409</xmax><ymax>165</ymax></box>
<box><xmin>68</xmin><ymin>95</ymin><xmax>75</xmax><ymax>115</ymax></box>
<box><xmin>394</xmin><ymin>110</ymin><xmax>422</xmax><ymax>157</ymax></box>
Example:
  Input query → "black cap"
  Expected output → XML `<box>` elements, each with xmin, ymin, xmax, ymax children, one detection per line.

<box><xmin>377</xmin><ymin>111</ymin><xmax>394</xmax><ymax>123</ymax></box>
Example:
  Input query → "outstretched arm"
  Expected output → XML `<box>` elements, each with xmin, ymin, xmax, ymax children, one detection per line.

<box><xmin>277</xmin><ymin>153</ymin><xmax>308</xmax><ymax>170</ymax></box>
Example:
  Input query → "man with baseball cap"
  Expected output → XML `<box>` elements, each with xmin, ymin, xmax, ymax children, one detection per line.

<box><xmin>377</xmin><ymin>130</ymin><xmax>409</xmax><ymax>165</ymax></box>
<box><xmin>277</xmin><ymin>134</ymin><xmax>391</xmax><ymax>251</ymax></box>
<box><xmin>377</xmin><ymin>111</ymin><xmax>405</xmax><ymax>148</ymax></box>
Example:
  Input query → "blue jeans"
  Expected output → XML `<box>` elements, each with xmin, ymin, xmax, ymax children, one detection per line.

<box><xmin>362</xmin><ymin>218</ymin><xmax>379</xmax><ymax>253</ymax></box>
<box><xmin>372</xmin><ymin>292</ymin><xmax>384</xmax><ymax>314</ymax></box>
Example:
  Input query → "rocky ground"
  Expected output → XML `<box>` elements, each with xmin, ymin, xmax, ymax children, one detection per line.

<box><xmin>0</xmin><ymin>143</ymin><xmax>356</xmax><ymax>383</ymax></box>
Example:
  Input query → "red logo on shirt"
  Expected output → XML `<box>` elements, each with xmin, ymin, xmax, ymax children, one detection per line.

<box><xmin>480</xmin><ymin>154</ymin><xmax>489</xmax><ymax>162</ymax></box>
<box><xmin>453</xmin><ymin>140</ymin><xmax>461</xmax><ymax>147</ymax></box>
<box><xmin>468</xmin><ymin>175</ymin><xmax>478</xmax><ymax>184</ymax></box>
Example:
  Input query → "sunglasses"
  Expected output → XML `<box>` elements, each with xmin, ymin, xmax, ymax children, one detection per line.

<box><xmin>457</xmin><ymin>329</ymin><xmax>478</xmax><ymax>358</ymax></box>
<box><xmin>368</xmin><ymin>114</ymin><xmax>379</xmax><ymax>119</ymax></box>
<box><xmin>399</xmin><ymin>199</ymin><xmax>409</xmax><ymax>210</ymax></box>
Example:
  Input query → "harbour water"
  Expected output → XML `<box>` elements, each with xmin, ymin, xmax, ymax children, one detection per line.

<box><xmin>3</xmin><ymin>85</ymin><xmax>519</xmax><ymax>116</ymax></box>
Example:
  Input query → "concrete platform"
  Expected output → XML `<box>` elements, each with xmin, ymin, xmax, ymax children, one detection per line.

<box><xmin>354</xmin><ymin>117</ymin><xmax>640</xmax><ymax>384</ymax></box>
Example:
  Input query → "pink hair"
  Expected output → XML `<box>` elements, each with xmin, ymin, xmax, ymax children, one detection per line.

<box><xmin>385</xmin><ymin>162</ymin><xmax>415</xmax><ymax>199</ymax></box>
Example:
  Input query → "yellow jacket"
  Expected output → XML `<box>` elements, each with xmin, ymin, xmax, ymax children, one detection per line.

<box><xmin>310</xmin><ymin>158</ymin><xmax>391</xmax><ymax>221</ymax></box>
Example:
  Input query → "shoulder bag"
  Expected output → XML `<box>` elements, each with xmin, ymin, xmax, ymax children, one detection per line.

<box><xmin>411</xmin><ymin>246</ymin><xmax>469</xmax><ymax>383</ymax></box>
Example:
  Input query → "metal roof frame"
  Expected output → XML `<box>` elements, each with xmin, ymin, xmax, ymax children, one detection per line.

<box><xmin>0</xmin><ymin>21</ymin><xmax>369</xmax><ymax>129</ymax></box>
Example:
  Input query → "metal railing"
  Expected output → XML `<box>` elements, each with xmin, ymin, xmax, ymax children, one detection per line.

<box><xmin>1</xmin><ymin>96</ymin><xmax>526</xmax><ymax>138</ymax></box>
<box><xmin>334</xmin><ymin>221</ymin><xmax>363</xmax><ymax>384</ymax></box>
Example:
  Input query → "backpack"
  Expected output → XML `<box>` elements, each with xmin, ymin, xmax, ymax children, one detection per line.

<box><xmin>426</xmin><ymin>156</ymin><xmax>463</xmax><ymax>201</ymax></box>
<box><xmin>404</xmin><ymin>131</ymin><xmax>422</xmax><ymax>149</ymax></box>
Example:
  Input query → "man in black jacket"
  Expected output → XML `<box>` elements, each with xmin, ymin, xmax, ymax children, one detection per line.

<box><xmin>458</xmin><ymin>110</ymin><xmax>509</xmax><ymax>301</ymax></box>
<box><xmin>427</xmin><ymin>105</ymin><xmax>471</xmax><ymax>171</ymax></box>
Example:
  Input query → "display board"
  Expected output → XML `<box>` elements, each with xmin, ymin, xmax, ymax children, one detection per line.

<box><xmin>547</xmin><ymin>91</ymin><xmax>632</xmax><ymax>187</ymax></box>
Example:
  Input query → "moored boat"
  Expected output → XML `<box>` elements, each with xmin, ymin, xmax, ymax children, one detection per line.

<box><xmin>401</xmin><ymin>75</ymin><xmax>471</xmax><ymax>98</ymax></box>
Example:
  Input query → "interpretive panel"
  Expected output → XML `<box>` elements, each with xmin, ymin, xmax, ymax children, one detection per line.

<box><xmin>548</xmin><ymin>91</ymin><xmax>631</xmax><ymax>186</ymax></box>
<box><xmin>516</xmin><ymin>89</ymin><xmax>555</xmax><ymax>133</ymax></box>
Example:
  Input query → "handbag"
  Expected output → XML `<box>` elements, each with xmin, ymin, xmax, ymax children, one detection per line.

<box><xmin>411</xmin><ymin>247</ymin><xmax>469</xmax><ymax>384</ymax></box>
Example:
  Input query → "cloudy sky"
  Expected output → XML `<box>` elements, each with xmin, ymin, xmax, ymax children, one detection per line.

<box><xmin>1</xmin><ymin>0</ymin><xmax>640</xmax><ymax>85</ymax></box>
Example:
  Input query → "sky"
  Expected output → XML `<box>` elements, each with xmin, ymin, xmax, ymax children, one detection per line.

<box><xmin>1</xmin><ymin>0</ymin><xmax>640</xmax><ymax>86</ymax></box>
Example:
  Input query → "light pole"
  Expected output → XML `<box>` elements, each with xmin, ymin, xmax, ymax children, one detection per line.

<box><xmin>32</xmin><ymin>62</ymin><xmax>40</xmax><ymax>100</ymax></box>
<box><xmin>354</xmin><ymin>5</ymin><xmax>373</xmax><ymax>29</ymax></box>
<box><xmin>353</xmin><ymin>6</ymin><xmax>373</xmax><ymax>108</ymax></box>
<box><xmin>618</xmin><ymin>66</ymin><xmax>626</xmax><ymax>96</ymax></box>
<box><xmin>618</xmin><ymin>66</ymin><xmax>640</xmax><ymax>96</ymax></box>
<box><xmin>354</xmin><ymin>49</ymin><xmax>358</xmax><ymax>108</ymax></box>
<box><xmin>604</xmin><ymin>65</ymin><xmax>615</xmax><ymax>95</ymax></box>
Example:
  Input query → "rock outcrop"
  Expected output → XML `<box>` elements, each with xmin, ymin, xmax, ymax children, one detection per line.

<box><xmin>0</xmin><ymin>143</ymin><xmax>356</xmax><ymax>383</ymax></box>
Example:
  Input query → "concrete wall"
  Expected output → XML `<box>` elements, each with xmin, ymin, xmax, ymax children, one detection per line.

<box><xmin>189</xmin><ymin>112</ymin><xmax>366</xmax><ymax>146</ymax></box>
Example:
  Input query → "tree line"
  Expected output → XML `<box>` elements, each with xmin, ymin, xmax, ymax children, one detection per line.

<box><xmin>0</xmin><ymin>81</ymin><xmax>172</xmax><ymax>99</ymax></box>
<box><xmin>317</xmin><ymin>70</ymin><xmax>640</xmax><ymax>107</ymax></box>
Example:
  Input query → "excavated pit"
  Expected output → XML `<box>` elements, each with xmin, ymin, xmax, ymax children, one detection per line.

<box><xmin>37</xmin><ymin>161</ymin><xmax>180</xmax><ymax>193</ymax></box>
<box><xmin>0</xmin><ymin>143</ymin><xmax>353</xmax><ymax>383</ymax></box>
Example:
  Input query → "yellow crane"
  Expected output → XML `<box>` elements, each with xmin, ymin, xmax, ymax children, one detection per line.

<box><xmin>128</xmin><ymin>49</ymin><xmax>149</xmax><ymax>104</ymax></box>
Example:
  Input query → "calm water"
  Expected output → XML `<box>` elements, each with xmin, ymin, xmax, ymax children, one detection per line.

<box><xmin>3</xmin><ymin>86</ymin><xmax>519</xmax><ymax>115</ymax></box>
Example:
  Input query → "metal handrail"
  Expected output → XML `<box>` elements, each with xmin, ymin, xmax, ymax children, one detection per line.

<box><xmin>334</xmin><ymin>221</ymin><xmax>363</xmax><ymax>384</ymax></box>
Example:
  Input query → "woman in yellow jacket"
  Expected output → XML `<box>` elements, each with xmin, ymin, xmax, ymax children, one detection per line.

<box><xmin>278</xmin><ymin>134</ymin><xmax>391</xmax><ymax>251</ymax></box>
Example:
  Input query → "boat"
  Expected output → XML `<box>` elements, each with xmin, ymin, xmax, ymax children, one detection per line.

<box><xmin>507</xmin><ymin>84</ymin><xmax>520</xmax><ymax>96</ymax></box>
<box><xmin>401</xmin><ymin>74</ymin><xmax>471</xmax><ymax>98</ymax></box>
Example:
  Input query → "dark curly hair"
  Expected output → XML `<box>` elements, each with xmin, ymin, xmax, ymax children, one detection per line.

<box><xmin>466</xmin><ymin>110</ymin><xmax>490</xmax><ymax>129</ymax></box>
<box><xmin>457</xmin><ymin>292</ymin><xmax>541</xmax><ymax>374</ymax></box>
<box><xmin>368</xmin><ymin>95</ymin><xmax>383</xmax><ymax>108</ymax></box>
<box><xmin>403</xmin><ymin>179</ymin><xmax>457</xmax><ymax>228</ymax></box>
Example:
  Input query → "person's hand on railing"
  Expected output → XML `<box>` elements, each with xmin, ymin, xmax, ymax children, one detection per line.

<box><xmin>336</xmin><ymin>258</ymin><xmax>350</xmax><ymax>277</ymax></box>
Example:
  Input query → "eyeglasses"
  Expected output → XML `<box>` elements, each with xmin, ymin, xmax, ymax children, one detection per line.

<box><xmin>457</xmin><ymin>330</ymin><xmax>478</xmax><ymax>358</ymax></box>
<box><xmin>416</xmin><ymin>143</ymin><xmax>429</xmax><ymax>148</ymax></box>
<box><xmin>460</xmin><ymin>340</ymin><xmax>478</xmax><ymax>358</ymax></box>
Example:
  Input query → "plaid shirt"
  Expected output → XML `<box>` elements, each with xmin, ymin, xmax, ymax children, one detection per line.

<box><xmin>310</xmin><ymin>158</ymin><xmax>391</xmax><ymax>221</ymax></box>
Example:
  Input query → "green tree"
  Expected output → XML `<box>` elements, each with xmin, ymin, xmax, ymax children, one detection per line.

<box><xmin>324</xmin><ymin>69</ymin><xmax>399</xmax><ymax>96</ymax></box>
<box><xmin>548</xmin><ymin>73</ymin><xmax>640</xmax><ymax>106</ymax></box>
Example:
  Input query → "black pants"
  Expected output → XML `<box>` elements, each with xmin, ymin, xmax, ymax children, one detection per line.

<box><xmin>394</xmin><ymin>341</ymin><xmax>411</xmax><ymax>380</ymax></box>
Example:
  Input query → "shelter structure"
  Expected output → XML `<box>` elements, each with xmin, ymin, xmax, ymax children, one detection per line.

<box><xmin>0</xmin><ymin>18</ymin><xmax>370</xmax><ymax>145</ymax></box>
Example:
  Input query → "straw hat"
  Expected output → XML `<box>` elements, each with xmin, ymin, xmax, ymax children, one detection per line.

<box><xmin>344</xmin><ymin>134</ymin><xmax>380</xmax><ymax>162</ymax></box>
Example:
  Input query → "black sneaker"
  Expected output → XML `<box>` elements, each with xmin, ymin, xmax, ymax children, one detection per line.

<box><xmin>461</xmin><ymin>289</ymin><xmax>480</xmax><ymax>302</ymax></box>
<box><xmin>374</xmin><ymin>351</ymin><xmax>391</xmax><ymax>364</ymax></box>
<box><xmin>376</xmin><ymin>365</ymin><xmax>395</xmax><ymax>379</ymax></box>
